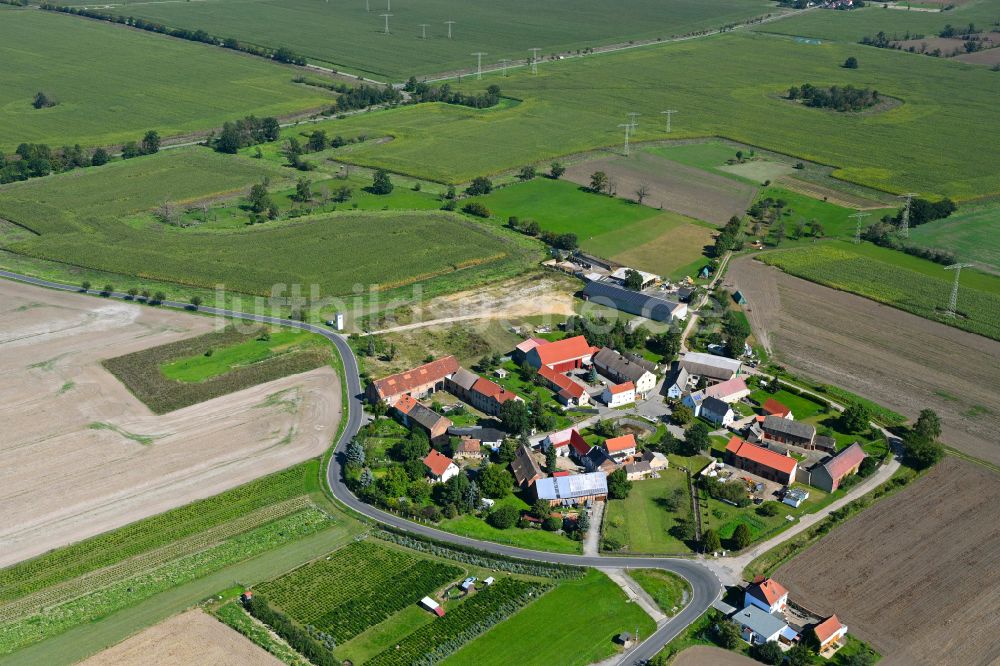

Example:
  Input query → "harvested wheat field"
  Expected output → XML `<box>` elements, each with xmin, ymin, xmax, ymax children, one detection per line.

<box><xmin>78</xmin><ymin>609</ymin><xmax>281</xmax><ymax>666</ymax></box>
<box><xmin>725</xmin><ymin>256</ymin><xmax>1000</xmax><ymax>466</ymax></box>
<box><xmin>777</xmin><ymin>457</ymin><xmax>1000</xmax><ymax>666</ymax></box>
<box><xmin>0</xmin><ymin>280</ymin><xmax>341</xmax><ymax>567</ymax></box>
<box><xmin>563</xmin><ymin>152</ymin><xmax>756</xmax><ymax>225</ymax></box>
<box><xmin>672</xmin><ymin>645</ymin><xmax>758</xmax><ymax>666</ymax></box>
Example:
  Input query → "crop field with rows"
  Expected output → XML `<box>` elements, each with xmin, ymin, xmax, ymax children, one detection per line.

<box><xmin>761</xmin><ymin>241</ymin><xmax>1000</xmax><ymax>341</ymax></box>
<box><xmin>256</xmin><ymin>540</ymin><xmax>462</xmax><ymax>644</ymax></box>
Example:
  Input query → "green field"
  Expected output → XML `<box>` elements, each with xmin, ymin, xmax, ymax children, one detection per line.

<box><xmin>761</xmin><ymin>241</ymin><xmax>1000</xmax><ymax>340</ymax></box>
<box><xmin>161</xmin><ymin>329</ymin><xmax>325</xmax><ymax>382</ymax></box>
<box><xmin>627</xmin><ymin>568</ymin><xmax>692</xmax><ymax>614</ymax></box>
<box><xmin>908</xmin><ymin>203</ymin><xmax>1000</xmax><ymax>275</ymax></box>
<box><xmin>443</xmin><ymin>570</ymin><xmax>656</xmax><ymax>666</ymax></box>
<box><xmin>0</xmin><ymin>9</ymin><xmax>328</xmax><ymax>150</ymax></box>
<box><xmin>288</xmin><ymin>31</ymin><xmax>1000</xmax><ymax>199</ymax></box>
<box><xmin>602</xmin><ymin>469</ymin><xmax>694</xmax><ymax>555</ymax></box>
<box><xmin>752</xmin><ymin>185</ymin><xmax>895</xmax><ymax>241</ymax></box>
<box><xmin>756</xmin><ymin>1</ymin><xmax>1000</xmax><ymax>43</ymax></box>
<box><xmin>56</xmin><ymin>0</ymin><xmax>778</xmax><ymax>79</ymax></box>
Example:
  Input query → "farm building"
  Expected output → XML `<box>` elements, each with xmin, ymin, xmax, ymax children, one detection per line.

<box><xmin>583</xmin><ymin>447</ymin><xmax>617</xmax><ymax>474</ymax></box>
<box><xmin>762</xmin><ymin>398</ymin><xmax>794</xmax><ymax>419</ymax></box>
<box><xmin>524</xmin><ymin>335</ymin><xmax>596</xmax><ymax>372</ymax></box>
<box><xmin>813</xmin><ymin>615</ymin><xmax>848</xmax><ymax>653</ymax></box>
<box><xmin>609</xmin><ymin>266</ymin><xmax>661</xmax><ymax>289</ymax></box>
<box><xmin>624</xmin><ymin>460</ymin><xmax>653</xmax><ymax>481</ymax></box>
<box><xmin>446</xmin><ymin>368</ymin><xmax>520</xmax><ymax>416</ymax></box>
<box><xmin>453</xmin><ymin>438</ymin><xmax>485</xmax><ymax>460</ymax></box>
<box><xmin>679</xmin><ymin>352</ymin><xmax>742</xmax><ymax>382</ymax></box>
<box><xmin>725</xmin><ymin>436</ymin><xmax>797</xmax><ymax>485</ymax></box>
<box><xmin>367</xmin><ymin>355</ymin><xmax>460</xmax><ymax>405</ymax></box>
<box><xmin>511</xmin><ymin>443</ymin><xmax>544</xmax><ymax>490</ymax></box>
<box><xmin>700</xmin><ymin>396</ymin><xmax>735</xmax><ymax>427</ymax></box>
<box><xmin>512</xmin><ymin>337</ymin><xmax>549</xmax><ymax>364</ymax></box>
<box><xmin>448</xmin><ymin>426</ymin><xmax>505</xmax><ymax>449</ymax></box>
<box><xmin>395</xmin><ymin>396</ymin><xmax>452</xmax><ymax>444</ymax></box>
<box><xmin>602</xmin><ymin>381</ymin><xmax>636</xmax><ymax>407</ymax></box>
<box><xmin>601</xmin><ymin>434</ymin><xmax>637</xmax><ymax>461</ymax></box>
<box><xmin>592</xmin><ymin>347</ymin><xmax>657</xmax><ymax>398</ymax></box>
<box><xmin>580</xmin><ymin>280</ymin><xmax>687</xmax><ymax>322</ymax></box>
<box><xmin>745</xmin><ymin>576</ymin><xmax>790</xmax><ymax>614</ymax></box>
<box><xmin>809</xmin><ymin>443</ymin><xmax>866</xmax><ymax>492</ymax></box>
<box><xmin>733</xmin><ymin>605</ymin><xmax>793</xmax><ymax>646</ymax></box>
<box><xmin>756</xmin><ymin>415</ymin><xmax>817</xmax><ymax>449</ymax></box>
<box><xmin>420</xmin><ymin>596</ymin><xmax>445</xmax><ymax>617</ymax></box>
<box><xmin>423</xmin><ymin>449</ymin><xmax>459</xmax><ymax>483</ymax></box>
<box><xmin>535</xmin><ymin>471</ymin><xmax>608</xmax><ymax>506</ymax></box>
<box><xmin>537</xmin><ymin>364</ymin><xmax>591</xmax><ymax>406</ymax></box>
<box><xmin>542</xmin><ymin>427</ymin><xmax>589</xmax><ymax>458</ymax></box>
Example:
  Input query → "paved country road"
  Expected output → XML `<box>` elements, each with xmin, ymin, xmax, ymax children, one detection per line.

<box><xmin>0</xmin><ymin>269</ymin><xmax>721</xmax><ymax>665</ymax></box>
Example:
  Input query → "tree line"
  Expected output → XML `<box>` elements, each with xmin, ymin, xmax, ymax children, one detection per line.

<box><xmin>41</xmin><ymin>4</ymin><xmax>306</xmax><ymax>65</ymax></box>
<box><xmin>788</xmin><ymin>83</ymin><xmax>880</xmax><ymax>112</ymax></box>
<box><xmin>862</xmin><ymin>197</ymin><xmax>958</xmax><ymax>265</ymax></box>
<box><xmin>0</xmin><ymin>130</ymin><xmax>159</xmax><ymax>184</ymax></box>
<box><xmin>403</xmin><ymin>79</ymin><xmax>503</xmax><ymax>109</ymax></box>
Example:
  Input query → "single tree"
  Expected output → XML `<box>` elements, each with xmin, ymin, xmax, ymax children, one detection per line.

<box><xmin>121</xmin><ymin>141</ymin><xmax>141</xmax><ymax>159</ymax></box>
<box><xmin>732</xmin><ymin>522</ymin><xmax>753</xmax><ymax>550</ymax></box>
<box><xmin>716</xmin><ymin>620</ymin><xmax>742</xmax><ymax>649</ymax></box>
<box><xmin>294</xmin><ymin>177</ymin><xmax>312</xmax><ymax>202</ymax></box>
<box><xmin>499</xmin><ymin>400</ymin><xmax>531</xmax><ymax>435</ymax></box>
<box><xmin>141</xmin><ymin>130</ymin><xmax>160</xmax><ymax>155</ymax></box>
<box><xmin>545</xmin><ymin>445</ymin><xmax>558</xmax><ymax>473</ymax></box>
<box><xmin>683</xmin><ymin>421</ymin><xmax>710</xmax><ymax>454</ymax></box>
<box><xmin>487</xmin><ymin>504</ymin><xmax>519</xmax><ymax>529</ymax></box>
<box><xmin>478</xmin><ymin>462</ymin><xmax>514</xmax><ymax>498</ymax></box>
<box><xmin>542</xmin><ymin>516</ymin><xmax>562</xmax><ymax>531</ymax></box>
<box><xmin>785</xmin><ymin>643</ymin><xmax>814</xmax><ymax>666</ymax></box>
<box><xmin>307</xmin><ymin>129</ymin><xmax>328</xmax><ymax>152</ymax></box>
<box><xmin>102</xmin><ymin>283</ymin><xmax>114</xmax><ymax>295</ymax></box>
<box><xmin>702</xmin><ymin>528</ymin><xmax>721</xmax><ymax>553</ymax></box>
<box><xmin>844</xmin><ymin>56</ymin><xmax>859</xmax><ymax>69</ymax></box>
<box><xmin>80</xmin><ymin>280</ymin><xmax>92</xmax><ymax>292</ymax></box>
<box><xmin>589</xmin><ymin>170</ymin><xmax>609</xmax><ymax>194</ymax></box>
<box><xmin>189</xmin><ymin>295</ymin><xmax>202</xmax><ymax>309</ymax></box>
<box><xmin>496</xmin><ymin>438</ymin><xmax>518</xmax><ymax>465</ymax></box>
<box><xmin>635</xmin><ymin>183</ymin><xmax>650</xmax><ymax>205</ymax></box>
<box><xmin>914</xmin><ymin>408</ymin><xmax>942</xmax><ymax>442</ymax></box>
<box><xmin>153</xmin><ymin>290</ymin><xmax>167</xmax><ymax>303</ymax></box>
<box><xmin>549</xmin><ymin>162</ymin><xmax>566</xmax><ymax>179</ymax></box>
<box><xmin>91</xmin><ymin>148</ymin><xmax>110</xmax><ymax>167</ymax></box>
<box><xmin>465</xmin><ymin>176</ymin><xmax>493</xmax><ymax>196</ymax></box>
<box><xmin>370</xmin><ymin>169</ymin><xmax>394</xmax><ymax>195</ymax></box>
<box><xmin>607</xmin><ymin>467</ymin><xmax>632</xmax><ymax>499</ymax></box>
<box><xmin>750</xmin><ymin>641</ymin><xmax>783</xmax><ymax>665</ymax></box>
<box><xmin>248</xmin><ymin>181</ymin><xmax>273</xmax><ymax>215</ymax></box>
<box><xmin>623</xmin><ymin>269</ymin><xmax>643</xmax><ymax>291</ymax></box>
<box><xmin>518</xmin><ymin>165</ymin><xmax>537</xmax><ymax>181</ymax></box>
<box><xmin>576</xmin><ymin>510</ymin><xmax>590</xmax><ymax>532</ymax></box>
<box><xmin>346</xmin><ymin>439</ymin><xmax>366</xmax><ymax>466</ymax></box>
<box><xmin>127</xmin><ymin>287</ymin><xmax>139</xmax><ymax>299</ymax></box>
<box><xmin>358</xmin><ymin>467</ymin><xmax>374</xmax><ymax>488</ymax></box>
<box><xmin>840</xmin><ymin>401</ymin><xmax>871</xmax><ymax>433</ymax></box>
<box><xmin>32</xmin><ymin>92</ymin><xmax>53</xmax><ymax>109</ymax></box>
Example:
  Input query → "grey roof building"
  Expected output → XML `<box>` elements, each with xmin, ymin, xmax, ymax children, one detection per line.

<box><xmin>581</xmin><ymin>281</ymin><xmax>687</xmax><ymax>323</ymax></box>
<box><xmin>701</xmin><ymin>396</ymin><xmax>734</xmax><ymax>425</ymax></box>
<box><xmin>593</xmin><ymin>347</ymin><xmax>656</xmax><ymax>384</ymax></box>
<box><xmin>447</xmin><ymin>426</ymin><xmax>506</xmax><ymax>446</ymax></box>
<box><xmin>732</xmin><ymin>604</ymin><xmax>789</xmax><ymax>644</ymax></box>
<box><xmin>762</xmin><ymin>415</ymin><xmax>816</xmax><ymax>446</ymax></box>
<box><xmin>679</xmin><ymin>352</ymin><xmax>742</xmax><ymax>381</ymax></box>
<box><xmin>448</xmin><ymin>367</ymin><xmax>479</xmax><ymax>392</ymax></box>
<box><xmin>510</xmin><ymin>443</ymin><xmax>544</xmax><ymax>489</ymax></box>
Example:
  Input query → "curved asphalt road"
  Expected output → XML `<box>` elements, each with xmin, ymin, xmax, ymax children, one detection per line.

<box><xmin>0</xmin><ymin>269</ymin><xmax>721</xmax><ymax>664</ymax></box>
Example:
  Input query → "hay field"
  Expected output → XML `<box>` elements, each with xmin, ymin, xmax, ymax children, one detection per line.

<box><xmin>0</xmin><ymin>280</ymin><xmax>341</xmax><ymax>566</ymax></box>
<box><xmin>0</xmin><ymin>9</ymin><xmax>328</xmax><ymax>150</ymax></box>
<box><xmin>777</xmin><ymin>457</ymin><xmax>1000</xmax><ymax>666</ymax></box>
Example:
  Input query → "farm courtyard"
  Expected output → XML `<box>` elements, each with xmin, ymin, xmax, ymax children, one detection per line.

<box><xmin>0</xmin><ymin>280</ymin><xmax>342</xmax><ymax>567</ymax></box>
<box><xmin>776</xmin><ymin>457</ymin><xmax>1000</xmax><ymax>666</ymax></box>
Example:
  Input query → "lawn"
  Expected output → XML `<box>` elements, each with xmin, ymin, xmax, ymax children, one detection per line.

<box><xmin>602</xmin><ymin>469</ymin><xmax>694</xmax><ymax>554</ymax></box>
<box><xmin>761</xmin><ymin>240</ymin><xmax>1000</xmax><ymax>340</ymax></box>
<box><xmin>61</xmin><ymin>0</ymin><xmax>778</xmax><ymax>79</ymax></box>
<box><xmin>289</xmin><ymin>31</ymin><xmax>1000</xmax><ymax>199</ymax></box>
<box><xmin>748</xmin><ymin>388</ymin><xmax>825</xmax><ymax>420</ymax></box>
<box><xmin>0</xmin><ymin>9</ymin><xmax>328</xmax><ymax>150</ymax></box>
<box><xmin>442</xmin><ymin>569</ymin><xmax>656</xmax><ymax>666</ymax></box>
<box><xmin>752</xmin><ymin>185</ymin><xmax>895</xmax><ymax>242</ymax></box>
<box><xmin>337</xmin><ymin>604</ymin><xmax>436</xmax><ymax>664</ymax></box>
<box><xmin>438</xmin><ymin>494</ymin><xmax>582</xmax><ymax>554</ymax></box>
<box><xmin>699</xmin><ymin>485</ymin><xmax>829</xmax><ymax>546</ymax></box>
<box><xmin>627</xmin><ymin>568</ymin><xmax>692</xmax><ymax>615</ymax></box>
<box><xmin>908</xmin><ymin>202</ymin><xmax>1000</xmax><ymax>275</ymax></box>
<box><xmin>161</xmin><ymin>330</ymin><xmax>321</xmax><ymax>382</ymax></box>
<box><xmin>645</xmin><ymin>141</ymin><xmax>758</xmax><ymax>183</ymax></box>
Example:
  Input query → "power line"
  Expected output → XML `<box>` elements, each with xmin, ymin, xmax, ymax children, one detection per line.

<box><xmin>627</xmin><ymin>112</ymin><xmax>640</xmax><ymax>131</ymax></box>
<box><xmin>472</xmin><ymin>52</ymin><xmax>487</xmax><ymax>80</ymax></box>
<box><xmin>444</xmin><ymin>20</ymin><xmax>456</xmax><ymax>39</ymax></box>
<box><xmin>944</xmin><ymin>263</ymin><xmax>973</xmax><ymax>318</ymax></box>
<box><xmin>500</xmin><ymin>58</ymin><xmax>511</xmax><ymax>77</ymax></box>
<box><xmin>660</xmin><ymin>109</ymin><xmax>677</xmax><ymax>133</ymax></box>
<box><xmin>849</xmin><ymin>211</ymin><xmax>870</xmax><ymax>244</ymax></box>
<box><xmin>380</xmin><ymin>13</ymin><xmax>393</xmax><ymax>34</ymax></box>
<box><xmin>529</xmin><ymin>48</ymin><xmax>541</xmax><ymax>74</ymax></box>
<box><xmin>897</xmin><ymin>193</ymin><xmax>919</xmax><ymax>239</ymax></box>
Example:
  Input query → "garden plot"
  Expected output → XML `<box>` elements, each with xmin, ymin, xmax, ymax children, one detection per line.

<box><xmin>562</xmin><ymin>151</ymin><xmax>757</xmax><ymax>225</ymax></box>
<box><xmin>0</xmin><ymin>280</ymin><xmax>341</xmax><ymax>567</ymax></box>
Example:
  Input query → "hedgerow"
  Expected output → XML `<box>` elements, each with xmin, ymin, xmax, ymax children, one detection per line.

<box><xmin>245</xmin><ymin>595</ymin><xmax>338</xmax><ymax>666</ymax></box>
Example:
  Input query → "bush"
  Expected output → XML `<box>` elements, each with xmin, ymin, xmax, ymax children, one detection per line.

<box><xmin>542</xmin><ymin>516</ymin><xmax>562</xmax><ymax>531</ymax></box>
<box><xmin>486</xmin><ymin>504</ymin><xmax>519</xmax><ymax>529</ymax></box>
<box><xmin>462</xmin><ymin>201</ymin><xmax>491</xmax><ymax>218</ymax></box>
<box><xmin>465</xmin><ymin>176</ymin><xmax>493</xmax><ymax>196</ymax></box>
<box><xmin>756</xmin><ymin>501</ymin><xmax>781</xmax><ymax>517</ymax></box>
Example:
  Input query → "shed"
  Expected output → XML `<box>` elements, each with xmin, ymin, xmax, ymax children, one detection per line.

<box><xmin>733</xmin><ymin>290</ymin><xmax>748</xmax><ymax>305</ymax></box>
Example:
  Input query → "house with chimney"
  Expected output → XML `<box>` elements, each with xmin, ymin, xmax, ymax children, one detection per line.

<box><xmin>602</xmin><ymin>381</ymin><xmax>636</xmax><ymax>407</ymax></box>
<box><xmin>600</xmin><ymin>434</ymin><xmax>637</xmax><ymax>462</ymax></box>
<box><xmin>423</xmin><ymin>449</ymin><xmax>459</xmax><ymax>483</ymax></box>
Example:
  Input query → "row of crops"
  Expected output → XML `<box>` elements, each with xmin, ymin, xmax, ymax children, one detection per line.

<box><xmin>761</xmin><ymin>244</ymin><xmax>1000</xmax><ymax>341</ymax></box>
<box><xmin>256</xmin><ymin>540</ymin><xmax>462</xmax><ymax>644</ymax></box>
<box><xmin>367</xmin><ymin>578</ymin><xmax>549</xmax><ymax>666</ymax></box>
<box><xmin>0</xmin><ymin>462</ymin><xmax>315</xmax><ymax>601</ymax></box>
<box><xmin>0</xmin><ymin>508</ymin><xmax>333</xmax><ymax>655</ymax></box>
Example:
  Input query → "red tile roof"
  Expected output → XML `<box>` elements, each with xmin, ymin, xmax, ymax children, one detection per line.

<box><xmin>726</xmin><ymin>436</ymin><xmax>797</xmax><ymax>476</ymax></box>
<box><xmin>604</xmin><ymin>434</ymin><xmax>637</xmax><ymax>453</ymax></box>
<box><xmin>762</xmin><ymin>398</ymin><xmax>792</xmax><ymax>418</ymax></box>
<box><xmin>471</xmin><ymin>377</ymin><xmax>519</xmax><ymax>405</ymax></box>
<box><xmin>609</xmin><ymin>381</ymin><xmax>635</xmax><ymax>395</ymax></box>
<box><xmin>814</xmin><ymin>615</ymin><xmax>845</xmax><ymax>644</ymax></box>
<box><xmin>456</xmin><ymin>438</ymin><xmax>481</xmax><ymax>453</ymax></box>
<box><xmin>549</xmin><ymin>428</ymin><xmax>592</xmax><ymax>457</ymax></box>
<box><xmin>538</xmin><ymin>365</ymin><xmax>587</xmax><ymax>399</ymax></box>
<box><xmin>747</xmin><ymin>577</ymin><xmax>789</xmax><ymax>606</ymax></box>
<box><xmin>394</xmin><ymin>393</ymin><xmax>418</xmax><ymax>415</ymax></box>
<box><xmin>423</xmin><ymin>449</ymin><xmax>455</xmax><ymax>477</ymax></box>
<box><xmin>373</xmin><ymin>356</ymin><xmax>459</xmax><ymax>399</ymax></box>
<box><xmin>822</xmin><ymin>442</ymin><xmax>866</xmax><ymax>483</ymax></box>
<box><xmin>552</xmin><ymin>471</ymin><xmax>571</xmax><ymax>477</ymax></box>
<box><xmin>533</xmin><ymin>335</ymin><xmax>593</xmax><ymax>367</ymax></box>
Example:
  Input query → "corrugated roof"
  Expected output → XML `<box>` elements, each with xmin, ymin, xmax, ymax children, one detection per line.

<box><xmin>679</xmin><ymin>352</ymin><xmax>742</xmax><ymax>379</ymax></box>
<box><xmin>821</xmin><ymin>442</ymin><xmax>866</xmax><ymax>482</ymax></box>
<box><xmin>373</xmin><ymin>356</ymin><xmax>459</xmax><ymax>398</ymax></box>
<box><xmin>581</xmin><ymin>281</ymin><xmax>685</xmax><ymax>322</ymax></box>
<box><xmin>535</xmin><ymin>471</ymin><xmax>608</xmax><ymax>500</ymax></box>
<box><xmin>727</xmin><ymin>436</ymin><xmax>797</xmax><ymax>475</ymax></box>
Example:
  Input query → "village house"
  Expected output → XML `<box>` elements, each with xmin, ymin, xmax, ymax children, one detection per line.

<box><xmin>542</xmin><ymin>427</ymin><xmax>589</xmax><ymax>458</ymax></box>
<box><xmin>448</xmin><ymin>426</ymin><xmax>505</xmax><ymax>450</ymax></box>
<box><xmin>703</xmin><ymin>376</ymin><xmax>750</xmax><ymax>403</ymax></box>
<box><xmin>725</xmin><ymin>436</ymin><xmax>798</xmax><ymax>486</ymax></box>
<box><xmin>446</xmin><ymin>368</ymin><xmax>521</xmax><ymax>417</ymax></box>
<box><xmin>665</xmin><ymin>364</ymin><xmax>690</xmax><ymax>399</ymax></box>
<box><xmin>395</xmin><ymin>395</ymin><xmax>452</xmax><ymax>444</ymax></box>
<box><xmin>581</xmin><ymin>280</ymin><xmax>688</xmax><ymax>322</ymax></box>
<box><xmin>813</xmin><ymin>615</ymin><xmax>849</xmax><ymax>653</ymax></box>
<box><xmin>593</xmin><ymin>347</ymin><xmax>658</xmax><ymax>398</ymax></box>
<box><xmin>602</xmin><ymin>381</ymin><xmax>636</xmax><ymax>407</ymax></box>
<box><xmin>584</xmin><ymin>447</ymin><xmax>618</xmax><ymax>475</ymax></box>
<box><xmin>745</xmin><ymin>576</ymin><xmax>789</xmax><ymax>614</ymax></box>
<box><xmin>453</xmin><ymin>438</ymin><xmax>485</xmax><ymax>460</ymax></box>
<box><xmin>534</xmin><ymin>471</ymin><xmax>608</xmax><ymax>506</ymax></box>
<box><xmin>700</xmin><ymin>395</ymin><xmax>736</xmax><ymax>427</ymax></box>
<box><xmin>423</xmin><ymin>449</ymin><xmax>459</xmax><ymax>483</ymax></box>
<box><xmin>538</xmin><ymin>364</ymin><xmax>591</xmax><ymax>406</ymax></box>
<box><xmin>733</xmin><ymin>605</ymin><xmax>792</xmax><ymax>646</ymax></box>
<box><xmin>601</xmin><ymin>433</ymin><xmax>637</xmax><ymax>462</ymax></box>
<box><xmin>624</xmin><ymin>459</ymin><xmax>653</xmax><ymax>481</ymax></box>
<box><xmin>366</xmin><ymin>355</ymin><xmax>460</xmax><ymax>405</ymax></box>
<box><xmin>809</xmin><ymin>442</ymin><xmax>866</xmax><ymax>492</ymax></box>
<box><xmin>510</xmin><ymin>442</ymin><xmax>545</xmax><ymax>490</ymax></box>
<box><xmin>762</xmin><ymin>397</ymin><xmax>794</xmax><ymax>420</ymax></box>
<box><xmin>679</xmin><ymin>351</ymin><xmax>742</xmax><ymax>383</ymax></box>
<box><xmin>642</xmin><ymin>450</ymin><xmax>669</xmax><ymax>471</ymax></box>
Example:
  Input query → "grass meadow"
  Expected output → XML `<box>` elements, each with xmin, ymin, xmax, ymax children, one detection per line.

<box><xmin>908</xmin><ymin>203</ymin><xmax>1000</xmax><ymax>275</ymax></box>
<box><xmin>0</xmin><ymin>9</ymin><xmax>329</xmax><ymax>150</ymax></box>
<box><xmin>53</xmin><ymin>0</ymin><xmax>778</xmax><ymax>79</ymax></box>
<box><xmin>292</xmin><ymin>31</ymin><xmax>1000</xmax><ymax>199</ymax></box>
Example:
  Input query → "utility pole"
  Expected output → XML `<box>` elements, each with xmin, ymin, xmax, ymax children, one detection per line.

<box><xmin>444</xmin><ymin>20</ymin><xmax>456</xmax><ymax>39</ymax></box>
<box><xmin>661</xmin><ymin>109</ymin><xmax>677</xmax><ymax>133</ymax></box>
<box><xmin>365</xmin><ymin>0</ymin><xmax>370</xmax><ymax>12</ymax></box>
<box><xmin>897</xmin><ymin>193</ymin><xmax>919</xmax><ymax>239</ymax></box>
<box><xmin>380</xmin><ymin>13</ymin><xmax>392</xmax><ymax>34</ymax></box>
<box><xmin>850</xmin><ymin>211</ymin><xmax>870</xmax><ymax>244</ymax></box>
<box><xmin>627</xmin><ymin>112</ymin><xmax>640</xmax><ymax>131</ymax></box>
<box><xmin>944</xmin><ymin>263</ymin><xmax>973</xmax><ymax>318</ymax></box>
<box><xmin>500</xmin><ymin>58</ymin><xmax>511</xmax><ymax>77</ymax></box>
<box><xmin>471</xmin><ymin>52</ymin><xmax>487</xmax><ymax>80</ymax></box>
<box><xmin>386</xmin><ymin>0</ymin><xmax>390</xmax><ymax>11</ymax></box>
<box><xmin>618</xmin><ymin>123</ymin><xmax>631</xmax><ymax>157</ymax></box>
<box><xmin>418</xmin><ymin>23</ymin><xmax>429</xmax><ymax>39</ymax></box>
<box><xmin>529</xmin><ymin>47</ymin><xmax>541</xmax><ymax>74</ymax></box>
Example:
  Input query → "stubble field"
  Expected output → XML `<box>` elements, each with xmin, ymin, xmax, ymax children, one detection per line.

<box><xmin>776</xmin><ymin>456</ymin><xmax>1000</xmax><ymax>666</ymax></box>
<box><xmin>725</xmin><ymin>256</ymin><xmax>1000</xmax><ymax>466</ymax></box>
<box><xmin>0</xmin><ymin>280</ymin><xmax>341</xmax><ymax>567</ymax></box>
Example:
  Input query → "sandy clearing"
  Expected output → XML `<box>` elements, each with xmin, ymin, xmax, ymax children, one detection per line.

<box><xmin>77</xmin><ymin>608</ymin><xmax>282</xmax><ymax>666</ymax></box>
<box><xmin>777</xmin><ymin>457</ymin><xmax>1000</xmax><ymax>666</ymax></box>
<box><xmin>725</xmin><ymin>256</ymin><xmax>1000</xmax><ymax>466</ymax></box>
<box><xmin>0</xmin><ymin>280</ymin><xmax>341</xmax><ymax>567</ymax></box>
<box><xmin>671</xmin><ymin>645</ymin><xmax>759</xmax><ymax>666</ymax></box>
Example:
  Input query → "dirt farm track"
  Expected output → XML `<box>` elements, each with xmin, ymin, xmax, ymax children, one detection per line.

<box><xmin>726</xmin><ymin>256</ymin><xmax>1000</xmax><ymax>467</ymax></box>
<box><xmin>777</xmin><ymin>457</ymin><xmax>1000</xmax><ymax>666</ymax></box>
<box><xmin>0</xmin><ymin>280</ymin><xmax>341</xmax><ymax>567</ymax></box>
